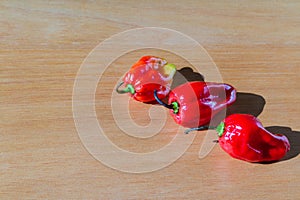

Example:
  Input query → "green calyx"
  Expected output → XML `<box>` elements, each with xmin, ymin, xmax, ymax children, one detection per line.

<box><xmin>162</xmin><ymin>63</ymin><xmax>177</xmax><ymax>81</ymax></box>
<box><xmin>123</xmin><ymin>84</ymin><xmax>135</xmax><ymax>94</ymax></box>
<box><xmin>171</xmin><ymin>102</ymin><xmax>179</xmax><ymax>114</ymax></box>
<box><xmin>164</xmin><ymin>63</ymin><xmax>176</xmax><ymax>75</ymax></box>
<box><xmin>116</xmin><ymin>82</ymin><xmax>135</xmax><ymax>94</ymax></box>
<box><xmin>216</xmin><ymin>122</ymin><xmax>225</xmax><ymax>137</ymax></box>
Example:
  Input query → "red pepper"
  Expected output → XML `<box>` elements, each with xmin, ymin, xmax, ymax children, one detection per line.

<box><xmin>216</xmin><ymin>114</ymin><xmax>290</xmax><ymax>162</ymax></box>
<box><xmin>116</xmin><ymin>56</ymin><xmax>176</xmax><ymax>103</ymax></box>
<box><xmin>154</xmin><ymin>81</ymin><xmax>236</xmax><ymax>128</ymax></box>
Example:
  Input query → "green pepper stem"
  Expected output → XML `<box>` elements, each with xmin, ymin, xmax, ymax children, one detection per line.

<box><xmin>216</xmin><ymin>122</ymin><xmax>225</xmax><ymax>137</ymax></box>
<box><xmin>116</xmin><ymin>81</ymin><xmax>135</xmax><ymax>94</ymax></box>
<box><xmin>184</xmin><ymin>126</ymin><xmax>217</xmax><ymax>134</ymax></box>
<box><xmin>154</xmin><ymin>90</ymin><xmax>179</xmax><ymax>114</ymax></box>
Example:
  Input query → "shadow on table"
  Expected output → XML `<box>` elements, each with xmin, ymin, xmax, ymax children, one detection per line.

<box><xmin>171</xmin><ymin>67</ymin><xmax>204</xmax><ymax>89</ymax></box>
<box><xmin>226</xmin><ymin>92</ymin><xmax>266</xmax><ymax>117</ymax></box>
<box><xmin>265</xmin><ymin>126</ymin><xmax>300</xmax><ymax>161</ymax></box>
<box><xmin>209</xmin><ymin>92</ymin><xmax>266</xmax><ymax>127</ymax></box>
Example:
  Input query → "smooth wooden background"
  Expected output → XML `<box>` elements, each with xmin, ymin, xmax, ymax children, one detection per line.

<box><xmin>1</xmin><ymin>1</ymin><xmax>299</xmax><ymax>199</ymax></box>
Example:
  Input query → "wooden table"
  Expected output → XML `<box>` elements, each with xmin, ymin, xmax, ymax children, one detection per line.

<box><xmin>1</xmin><ymin>1</ymin><xmax>299</xmax><ymax>199</ymax></box>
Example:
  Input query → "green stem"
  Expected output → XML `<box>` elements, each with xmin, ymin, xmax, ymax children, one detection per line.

<box><xmin>154</xmin><ymin>90</ymin><xmax>179</xmax><ymax>114</ymax></box>
<box><xmin>184</xmin><ymin>125</ymin><xmax>216</xmax><ymax>134</ymax></box>
<box><xmin>216</xmin><ymin>122</ymin><xmax>225</xmax><ymax>137</ymax></box>
<box><xmin>184</xmin><ymin>122</ymin><xmax>225</xmax><ymax>135</ymax></box>
<box><xmin>184</xmin><ymin>122</ymin><xmax>225</xmax><ymax>137</ymax></box>
<box><xmin>116</xmin><ymin>81</ymin><xmax>135</xmax><ymax>94</ymax></box>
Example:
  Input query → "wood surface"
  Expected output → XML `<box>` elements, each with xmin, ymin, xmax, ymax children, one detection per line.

<box><xmin>1</xmin><ymin>0</ymin><xmax>300</xmax><ymax>199</ymax></box>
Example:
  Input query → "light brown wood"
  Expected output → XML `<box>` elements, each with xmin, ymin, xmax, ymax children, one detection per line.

<box><xmin>1</xmin><ymin>1</ymin><xmax>299</xmax><ymax>199</ymax></box>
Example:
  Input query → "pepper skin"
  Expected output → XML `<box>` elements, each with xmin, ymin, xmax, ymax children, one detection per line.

<box><xmin>217</xmin><ymin>114</ymin><xmax>290</xmax><ymax>162</ymax></box>
<box><xmin>155</xmin><ymin>81</ymin><xmax>236</xmax><ymax>128</ymax></box>
<box><xmin>116</xmin><ymin>56</ymin><xmax>176</xmax><ymax>103</ymax></box>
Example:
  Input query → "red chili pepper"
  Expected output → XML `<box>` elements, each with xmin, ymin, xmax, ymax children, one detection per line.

<box><xmin>216</xmin><ymin>114</ymin><xmax>290</xmax><ymax>162</ymax></box>
<box><xmin>116</xmin><ymin>56</ymin><xmax>176</xmax><ymax>103</ymax></box>
<box><xmin>154</xmin><ymin>81</ymin><xmax>236</xmax><ymax>128</ymax></box>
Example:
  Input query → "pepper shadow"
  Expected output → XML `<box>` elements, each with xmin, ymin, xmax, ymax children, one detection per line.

<box><xmin>265</xmin><ymin>126</ymin><xmax>300</xmax><ymax>161</ymax></box>
<box><xmin>226</xmin><ymin>92</ymin><xmax>266</xmax><ymax>117</ymax></box>
<box><xmin>171</xmin><ymin>67</ymin><xmax>205</xmax><ymax>89</ymax></box>
<box><xmin>210</xmin><ymin>92</ymin><xmax>266</xmax><ymax>126</ymax></box>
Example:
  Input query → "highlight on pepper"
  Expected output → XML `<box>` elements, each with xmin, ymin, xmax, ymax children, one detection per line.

<box><xmin>116</xmin><ymin>56</ymin><xmax>177</xmax><ymax>103</ymax></box>
<box><xmin>155</xmin><ymin>81</ymin><xmax>237</xmax><ymax>131</ymax></box>
<box><xmin>217</xmin><ymin>114</ymin><xmax>290</xmax><ymax>163</ymax></box>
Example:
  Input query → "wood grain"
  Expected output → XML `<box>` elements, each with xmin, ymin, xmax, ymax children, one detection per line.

<box><xmin>1</xmin><ymin>1</ymin><xmax>299</xmax><ymax>199</ymax></box>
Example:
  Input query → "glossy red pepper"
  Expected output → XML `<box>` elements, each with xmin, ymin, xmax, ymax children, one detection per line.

<box><xmin>116</xmin><ymin>56</ymin><xmax>176</xmax><ymax>103</ymax></box>
<box><xmin>154</xmin><ymin>81</ymin><xmax>236</xmax><ymax>128</ymax></box>
<box><xmin>216</xmin><ymin>114</ymin><xmax>290</xmax><ymax>162</ymax></box>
